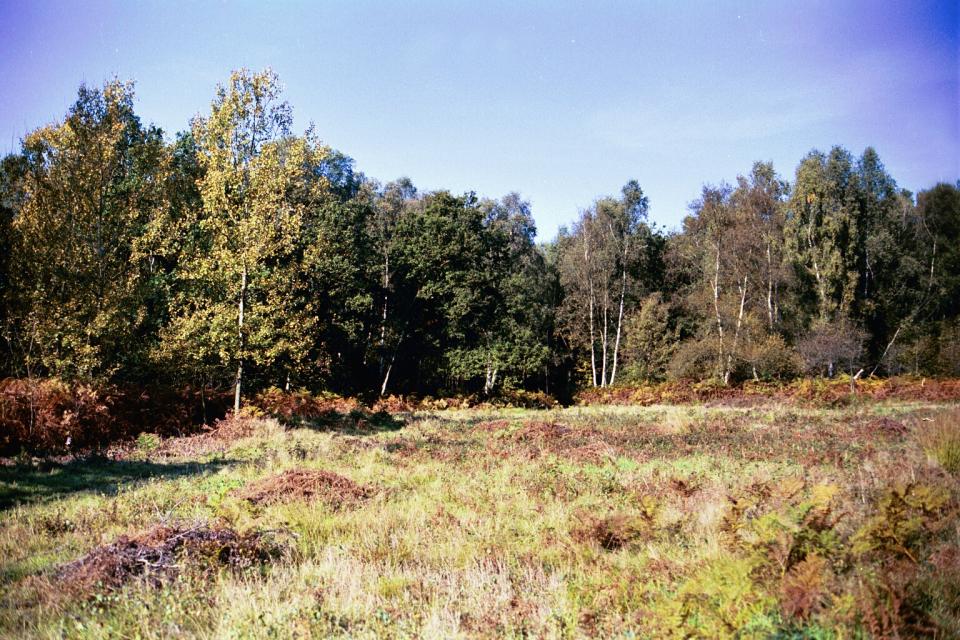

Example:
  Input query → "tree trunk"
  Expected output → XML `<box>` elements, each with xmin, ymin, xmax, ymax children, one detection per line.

<box><xmin>928</xmin><ymin>238</ymin><xmax>937</xmax><ymax>292</ymax></box>
<box><xmin>766</xmin><ymin>244</ymin><xmax>774</xmax><ymax>330</ymax></box>
<box><xmin>378</xmin><ymin>253</ymin><xmax>389</xmax><ymax>375</ymax></box>
<box><xmin>712</xmin><ymin>245</ymin><xmax>726</xmax><ymax>383</ymax></box>
<box><xmin>583</xmin><ymin>231</ymin><xmax>598</xmax><ymax>388</ymax></box>
<box><xmin>869</xmin><ymin>326</ymin><xmax>901</xmax><ymax>377</ymax></box>
<box><xmin>610</xmin><ymin>264</ymin><xmax>627</xmax><ymax>386</ymax></box>
<box><xmin>234</xmin><ymin>263</ymin><xmax>247</xmax><ymax>412</ymax></box>
<box><xmin>806</xmin><ymin>219</ymin><xmax>827</xmax><ymax>320</ymax></box>
<box><xmin>588</xmin><ymin>280</ymin><xmax>598</xmax><ymax>387</ymax></box>
<box><xmin>774</xmin><ymin>281</ymin><xmax>780</xmax><ymax>324</ymax></box>
<box><xmin>200</xmin><ymin>382</ymin><xmax>207</xmax><ymax>425</ymax></box>
<box><xmin>380</xmin><ymin>362</ymin><xmax>393</xmax><ymax>397</ymax></box>
<box><xmin>380</xmin><ymin>331</ymin><xmax>404</xmax><ymax>396</ymax></box>
<box><xmin>484</xmin><ymin>364</ymin><xmax>499</xmax><ymax>395</ymax></box>
<box><xmin>726</xmin><ymin>275</ymin><xmax>748</xmax><ymax>385</ymax></box>
<box><xmin>601</xmin><ymin>291</ymin><xmax>609</xmax><ymax>387</ymax></box>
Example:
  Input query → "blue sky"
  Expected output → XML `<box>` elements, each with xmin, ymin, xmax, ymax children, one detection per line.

<box><xmin>1</xmin><ymin>0</ymin><xmax>957</xmax><ymax>239</ymax></box>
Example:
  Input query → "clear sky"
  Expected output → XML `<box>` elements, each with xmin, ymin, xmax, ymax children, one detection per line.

<box><xmin>1</xmin><ymin>0</ymin><xmax>957</xmax><ymax>239</ymax></box>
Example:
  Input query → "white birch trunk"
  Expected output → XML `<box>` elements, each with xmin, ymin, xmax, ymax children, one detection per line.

<box><xmin>588</xmin><ymin>274</ymin><xmax>598</xmax><ymax>388</ymax></box>
<box><xmin>712</xmin><ymin>245</ymin><xmax>726</xmax><ymax>383</ymax></box>
<box><xmin>726</xmin><ymin>275</ymin><xmax>748</xmax><ymax>385</ymax></box>
<box><xmin>610</xmin><ymin>265</ymin><xmax>627</xmax><ymax>386</ymax></box>
<box><xmin>766</xmin><ymin>244</ymin><xmax>774</xmax><ymax>330</ymax></box>
<box><xmin>234</xmin><ymin>263</ymin><xmax>247</xmax><ymax>412</ymax></box>
<box><xmin>600</xmin><ymin>288</ymin><xmax>609</xmax><ymax>387</ymax></box>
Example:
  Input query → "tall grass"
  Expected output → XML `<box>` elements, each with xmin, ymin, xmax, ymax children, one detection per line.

<box><xmin>919</xmin><ymin>408</ymin><xmax>960</xmax><ymax>474</ymax></box>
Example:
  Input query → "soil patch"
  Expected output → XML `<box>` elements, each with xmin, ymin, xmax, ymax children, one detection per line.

<box><xmin>236</xmin><ymin>469</ymin><xmax>372</xmax><ymax>508</ymax></box>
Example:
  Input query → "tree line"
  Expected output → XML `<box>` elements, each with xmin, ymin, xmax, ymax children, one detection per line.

<box><xmin>1</xmin><ymin>70</ymin><xmax>958</xmax><ymax>406</ymax></box>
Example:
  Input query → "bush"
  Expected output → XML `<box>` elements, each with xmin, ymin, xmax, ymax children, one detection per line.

<box><xmin>620</xmin><ymin>293</ymin><xmax>676</xmax><ymax>383</ymax></box>
<box><xmin>253</xmin><ymin>387</ymin><xmax>360</xmax><ymax>423</ymax></box>
<box><xmin>798</xmin><ymin>319</ymin><xmax>867</xmax><ymax>377</ymax></box>
<box><xmin>668</xmin><ymin>338</ymin><xmax>719</xmax><ymax>381</ymax></box>
<box><xmin>574</xmin><ymin>376</ymin><xmax>960</xmax><ymax>407</ymax></box>
<box><xmin>744</xmin><ymin>334</ymin><xmax>803</xmax><ymax>381</ymax></box>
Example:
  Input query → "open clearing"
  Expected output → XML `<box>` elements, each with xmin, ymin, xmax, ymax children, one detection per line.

<box><xmin>2</xmin><ymin>400</ymin><xmax>959</xmax><ymax>639</ymax></box>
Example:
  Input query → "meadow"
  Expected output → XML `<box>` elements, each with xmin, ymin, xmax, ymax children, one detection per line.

<box><xmin>1</xmin><ymin>398</ymin><xmax>959</xmax><ymax>639</ymax></box>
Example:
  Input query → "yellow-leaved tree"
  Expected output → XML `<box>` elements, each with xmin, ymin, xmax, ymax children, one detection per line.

<box><xmin>159</xmin><ymin>69</ymin><xmax>332</xmax><ymax>410</ymax></box>
<box><xmin>9</xmin><ymin>80</ymin><xmax>168</xmax><ymax>380</ymax></box>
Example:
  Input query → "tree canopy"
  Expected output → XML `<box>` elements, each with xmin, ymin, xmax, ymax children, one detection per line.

<box><xmin>2</xmin><ymin>72</ymin><xmax>958</xmax><ymax>403</ymax></box>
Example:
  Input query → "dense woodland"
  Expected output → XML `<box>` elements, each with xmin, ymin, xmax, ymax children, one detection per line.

<box><xmin>1</xmin><ymin>70</ymin><xmax>959</xmax><ymax>406</ymax></box>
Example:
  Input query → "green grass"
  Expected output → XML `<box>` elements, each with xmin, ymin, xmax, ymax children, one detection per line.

<box><xmin>1</xmin><ymin>401</ymin><xmax>959</xmax><ymax>638</ymax></box>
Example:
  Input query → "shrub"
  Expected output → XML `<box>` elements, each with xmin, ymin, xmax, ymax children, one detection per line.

<box><xmin>135</xmin><ymin>432</ymin><xmax>161</xmax><ymax>454</ymax></box>
<box><xmin>496</xmin><ymin>388</ymin><xmax>558</xmax><ymax>409</ymax></box>
<box><xmin>798</xmin><ymin>319</ymin><xmax>867</xmax><ymax>378</ymax></box>
<box><xmin>780</xmin><ymin>555</ymin><xmax>831</xmax><ymax>620</ymax></box>
<box><xmin>253</xmin><ymin>387</ymin><xmax>360</xmax><ymax>423</ymax></box>
<box><xmin>647</xmin><ymin>556</ymin><xmax>778</xmax><ymax>639</ymax></box>
<box><xmin>668</xmin><ymin>338</ymin><xmax>719</xmax><ymax>381</ymax></box>
<box><xmin>744</xmin><ymin>334</ymin><xmax>803</xmax><ymax>381</ymax></box>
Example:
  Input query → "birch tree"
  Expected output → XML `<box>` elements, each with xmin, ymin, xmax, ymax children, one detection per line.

<box><xmin>558</xmin><ymin>182</ymin><xmax>654</xmax><ymax>387</ymax></box>
<box><xmin>785</xmin><ymin>148</ymin><xmax>861</xmax><ymax>325</ymax></box>
<box><xmin>731</xmin><ymin>162</ymin><xmax>789</xmax><ymax>332</ymax></box>
<box><xmin>682</xmin><ymin>180</ymin><xmax>775</xmax><ymax>384</ymax></box>
<box><xmin>162</xmin><ymin>69</ymin><xmax>322</xmax><ymax>410</ymax></box>
<box><xmin>368</xmin><ymin>178</ymin><xmax>418</xmax><ymax>395</ymax></box>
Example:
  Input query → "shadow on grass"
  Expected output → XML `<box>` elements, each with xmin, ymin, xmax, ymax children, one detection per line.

<box><xmin>0</xmin><ymin>456</ymin><xmax>235</xmax><ymax>511</ymax></box>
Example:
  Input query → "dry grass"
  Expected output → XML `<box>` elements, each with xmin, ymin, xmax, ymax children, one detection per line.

<box><xmin>1</xmin><ymin>399</ymin><xmax>958</xmax><ymax>638</ymax></box>
<box><xmin>918</xmin><ymin>407</ymin><xmax>960</xmax><ymax>474</ymax></box>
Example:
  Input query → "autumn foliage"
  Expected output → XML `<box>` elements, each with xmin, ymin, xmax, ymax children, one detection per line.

<box><xmin>575</xmin><ymin>376</ymin><xmax>960</xmax><ymax>407</ymax></box>
<box><xmin>0</xmin><ymin>378</ymin><xmax>228</xmax><ymax>454</ymax></box>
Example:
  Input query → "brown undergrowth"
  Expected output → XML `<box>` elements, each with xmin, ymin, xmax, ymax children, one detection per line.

<box><xmin>3</xmin><ymin>399</ymin><xmax>960</xmax><ymax>638</ymax></box>
<box><xmin>483</xmin><ymin>420</ymin><xmax>618</xmax><ymax>462</ymax></box>
<box><xmin>53</xmin><ymin>524</ymin><xmax>284</xmax><ymax>598</ymax></box>
<box><xmin>0</xmin><ymin>378</ymin><xmax>229</xmax><ymax>455</ymax></box>
<box><xmin>154</xmin><ymin>413</ymin><xmax>265</xmax><ymax>458</ymax></box>
<box><xmin>573</xmin><ymin>508</ymin><xmax>659</xmax><ymax>550</ymax></box>
<box><xmin>235</xmin><ymin>469</ymin><xmax>373</xmax><ymax>508</ymax></box>
<box><xmin>576</xmin><ymin>376</ymin><xmax>960</xmax><ymax>407</ymax></box>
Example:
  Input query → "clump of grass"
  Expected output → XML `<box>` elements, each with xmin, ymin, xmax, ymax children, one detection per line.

<box><xmin>135</xmin><ymin>432</ymin><xmax>160</xmax><ymax>454</ymax></box>
<box><xmin>918</xmin><ymin>408</ymin><xmax>960</xmax><ymax>474</ymax></box>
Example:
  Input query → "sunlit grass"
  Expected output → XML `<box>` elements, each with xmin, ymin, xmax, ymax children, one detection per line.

<box><xmin>1</xmin><ymin>401</ymin><xmax>958</xmax><ymax>638</ymax></box>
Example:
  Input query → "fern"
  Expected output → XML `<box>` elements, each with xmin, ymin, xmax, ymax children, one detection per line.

<box><xmin>781</xmin><ymin>555</ymin><xmax>830</xmax><ymax>620</ymax></box>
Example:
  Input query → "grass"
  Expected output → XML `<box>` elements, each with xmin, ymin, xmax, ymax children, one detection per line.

<box><xmin>918</xmin><ymin>407</ymin><xmax>960</xmax><ymax>474</ymax></box>
<box><xmin>1</xmin><ymin>400</ymin><xmax>959</xmax><ymax>638</ymax></box>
